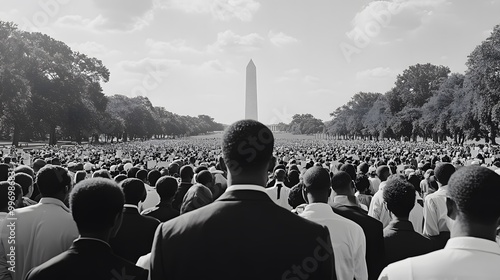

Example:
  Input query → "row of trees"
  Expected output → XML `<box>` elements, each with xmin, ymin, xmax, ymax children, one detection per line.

<box><xmin>0</xmin><ymin>21</ymin><xmax>223</xmax><ymax>146</ymax></box>
<box><xmin>326</xmin><ymin>24</ymin><xmax>500</xmax><ymax>144</ymax></box>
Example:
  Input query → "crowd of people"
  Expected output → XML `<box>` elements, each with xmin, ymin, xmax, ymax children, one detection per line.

<box><xmin>0</xmin><ymin>120</ymin><xmax>500</xmax><ymax>280</ymax></box>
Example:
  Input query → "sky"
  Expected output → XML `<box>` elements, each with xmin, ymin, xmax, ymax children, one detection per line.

<box><xmin>1</xmin><ymin>0</ymin><xmax>499</xmax><ymax>125</ymax></box>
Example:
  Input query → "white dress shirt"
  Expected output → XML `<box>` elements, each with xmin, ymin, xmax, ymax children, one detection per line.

<box><xmin>378</xmin><ymin>237</ymin><xmax>500</xmax><ymax>280</ymax></box>
<box><xmin>369</xmin><ymin>183</ymin><xmax>424</xmax><ymax>234</ymax></box>
<box><xmin>139</xmin><ymin>184</ymin><xmax>160</xmax><ymax>212</ymax></box>
<box><xmin>300</xmin><ymin>203</ymin><xmax>368</xmax><ymax>280</ymax></box>
<box><xmin>225</xmin><ymin>184</ymin><xmax>266</xmax><ymax>193</ymax></box>
<box><xmin>264</xmin><ymin>182</ymin><xmax>292</xmax><ymax>210</ymax></box>
<box><xmin>423</xmin><ymin>186</ymin><xmax>450</xmax><ymax>236</ymax></box>
<box><xmin>0</xmin><ymin>198</ymin><xmax>78</xmax><ymax>280</ymax></box>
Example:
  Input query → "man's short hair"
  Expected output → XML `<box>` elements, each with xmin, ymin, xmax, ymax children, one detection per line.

<box><xmin>196</xmin><ymin>170</ymin><xmax>213</xmax><ymax>186</ymax></box>
<box><xmin>136</xmin><ymin>169</ymin><xmax>148</xmax><ymax>182</ymax></box>
<box><xmin>0</xmin><ymin>181</ymin><xmax>22</xmax><ymax>210</ymax></box>
<box><xmin>14</xmin><ymin>165</ymin><xmax>35</xmax><ymax>178</ymax></box>
<box><xmin>434</xmin><ymin>163</ymin><xmax>455</xmax><ymax>185</ymax></box>
<box><xmin>114</xmin><ymin>174</ymin><xmax>127</xmax><ymax>184</ymax></box>
<box><xmin>448</xmin><ymin>166</ymin><xmax>500</xmax><ymax>224</ymax></box>
<box><xmin>222</xmin><ymin>120</ymin><xmax>274</xmax><ymax>173</ymax></box>
<box><xmin>127</xmin><ymin>167</ymin><xmax>140</xmax><ymax>178</ymax></box>
<box><xmin>331</xmin><ymin>171</ymin><xmax>352</xmax><ymax>192</ymax></box>
<box><xmin>36</xmin><ymin>165</ymin><xmax>71</xmax><ymax>197</ymax></box>
<box><xmin>303</xmin><ymin>166</ymin><xmax>331</xmax><ymax>192</ymax></box>
<box><xmin>274</xmin><ymin>169</ymin><xmax>286</xmax><ymax>181</ymax></box>
<box><xmin>155</xmin><ymin>176</ymin><xmax>178</xmax><ymax>201</ymax></box>
<box><xmin>70</xmin><ymin>178</ymin><xmax>124</xmax><ymax>233</ymax></box>
<box><xmin>180</xmin><ymin>166</ymin><xmax>194</xmax><ymax>180</ymax></box>
<box><xmin>14</xmin><ymin>173</ymin><xmax>33</xmax><ymax>196</ymax></box>
<box><xmin>147</xmin><ymin>170</ymin><xmax>161</xmax><ymax>186</ymax></box>
<box><xmin>92</xmin><ymin>170</ymin><xmax>112</xmax><ymax>179</ymax></box>
<box><xmin>119</xmin><ymin>178</ymin><xmax>146</xmax><ymax>205</ymax></box>
<box><xmin>354</xmin><ymin>174</ymin><xmax>370</xmax><ymax>192</ymax></box>
<box><xmin>376</xmin><ymin>165</ymin><xmax>390</xmax><ymax>181</ymax></box>
<box><xmin>340</xmin><ymin>164</ymin><xmax>356</xmax><ymax>181</ymax></box>
<box><xmin>0</xmin><ymin>164</ymin><xmax>9</xmax><ymax>181</ymax></box>
<box><xmin>383</xmin><ymin>177</ymin><xmax>416</xmax><ymax>217</ymax></box>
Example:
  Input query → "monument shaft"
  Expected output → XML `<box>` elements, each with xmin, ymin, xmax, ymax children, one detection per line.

<box><xmin>245</xmin><ymin>59</ymin><xmax>258</xmax><ymax>120</ymax></box>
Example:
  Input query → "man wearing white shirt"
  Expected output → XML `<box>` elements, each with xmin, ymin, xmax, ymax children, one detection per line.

<box><xmin>379</xmin><ymin>165</ymin><xmax>500</xmax><ymax>280</ymax></box>
<box><xmin>265</xmin><ymin>169</ymin><xmax>292</xmax><ymax>210</ymax></box>
<box><xmin>300</xmin><ymin>167</ymin><xmax>368</xmax><ymax>280</ymax></box>
<box><xmin>0</xmin><ymin>165</ymin><xmax>79</xmax><ymax>280</ymax></box>
<box><xmin>423</xmin><ymin>163</ymin><xmax>455</xmax><ymax>248</ymax></box>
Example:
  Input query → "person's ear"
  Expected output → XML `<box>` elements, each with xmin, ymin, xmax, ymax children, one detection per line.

<box><xmin>327</xmin><ymin>187</ymin><xmax>332</xmax><ymax>198</ymax></box>
<box><xmin>302</xmin><ymin>186</ymin><xmax>309</xmax><ymax>204</ymax></box>
<box><xmin>446</xmin><ymin>197</ymin><xmax>457</xmax><ymax>220</ymax></box>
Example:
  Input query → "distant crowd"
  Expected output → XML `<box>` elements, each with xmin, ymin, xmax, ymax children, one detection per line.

<box><xmin>1</xmin><ymin>122</ymin><xmax>500</xmax><ymax>280</ymax></box>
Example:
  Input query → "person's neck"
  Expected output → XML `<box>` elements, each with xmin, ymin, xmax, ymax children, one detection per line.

<box><xmin>308</xmin><ymin>198</ymin><xmax>328</xmax><ymax>204</ymax></box>
<box><xmin>392</xmin><ymin>216</ymin><xmax>409</xmax><ymax>222</ymax></box>
<box><xmin>228</xmin><ymin>172</ymin><xmax>266</xmax><ymax>187</ymax></box>
<box><xmin>450</xmin><ymin>218</ymin><xmax>497</xmax><ymax>242</ymax></box>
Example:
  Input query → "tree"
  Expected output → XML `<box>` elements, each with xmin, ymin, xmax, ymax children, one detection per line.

<box><xmin>287</xmin><ymin>114</ymin><xmax>324</xmax><ymax>134</ymax></box>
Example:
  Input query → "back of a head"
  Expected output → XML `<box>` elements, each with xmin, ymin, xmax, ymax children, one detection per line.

<box><xmin>448</xmin><ymin>165</ymin><xmax>500</xmax><ymax>224</ymax></box>
<box><xmin>33</xmin><ymin>159</ymin><xmax>47</xmax><ymax>173</ymax></box>
<box><xmin>136</xmin><ymin>169</ymin><xmax>148</xmax><ymax>182</ymax></box>
<box><xmin>0</xmin><ymin>181</ymin><xmax>22</xmax><ymax>210</ymax></box>
<box><xmin>288</xmin><ymin>170</ymin><xmax>300</xmax><ymax>186</ymax></box>
<box><xmin>14</xmin><ymin>165</ymin><xmax>35</xmax><ymax>178</ymax></box>
<box><xmin>14</xmin><ymin>172</ymin><xmax>33</xmax><ymax>197</ymax></box>
<box><xmin>196</xmin><ymin>170</ymin><xmax>213</xmax><ymax>186</ymax></box>
<box><xmin>331</xmin><ymin>171</ymin><xmax>353</xmax><ymax>193</ymax></box>
<box><xmin>74</xmin><ymin>171</ymin><xmax>87</xmax><ymax>185</ymax></box>
<box><xmin>274</xmin><ymin>169</ymin><xmax>286</xmax><ymax>181</ymax></box>
<box><xmin>354</xmin><ymin>174</ymin><xmax>370</xmax><ymax>192</ymax></box>
<box><xmin>168</xmin><ymin>163</ymin><xmax>179</xmax><ymax>177</ymax></box>
<box><xmin>92</xmin><ymin>169</ymin><xmax>112</xmax><ymax>179</ymax></box>
<box><xmin>120</xmin><ymin>178</ymin><xmax>146</xmax><ymax>205</ymax></box>
<box><xmin>358</xmin><ymin>162</ymin><xmax>369</xmax><ymax>174</ymax></box>
<box><xmin>434</xmin><ymin>163</ymin><xmax>456</xmax><ymax>185</ymax></box>
<box><xmin>36</xmin><ymin>165</ymin><xmax>71</xmax><ymax>198</ymax></box>
<box><xmin>340</xmin><ymin>164</ymin><xmax>356</xmax><ymax>181</ymax></box>
<box><xmin>0</xmin><ymin>164</ymin><xmax>9</xmax><ymax>181</ymax></box>
<box><xmin>222</xmin><ymin>120</ymin><xmax>274</xmax><ymax>174</ymax></box>
<box><xmin>383</xmin><ymin>177</ymin><xmax>416</xmax><ymax>218</ymax></box>
<box><xmin>155</xmin><ymin>176</ymin><xmax>178</xmax><ymax>201</ymax></box>
<box><xmin>127</xmin><ymin>166</ymin><xmax>140</xmax><ymax>178</ymax></box>
<box><xmin>147</xmin><ymin>170</ymin><xmax>161</xmax><ymax>186</ymax></box>
<box><xmin>70</xmin><ymin>178</ymin><xmax>124</xmax><ymax>233</ymax></box>
<box><xmin>180</xmin><ymin>165</ymin><xmax>194</xmax><ymax>181</ymax></box>
<box><xmin>114</xmin><ymin>174</ymin><xmax>127</xmax><ymax>184</ymax></box>
<box><xmin>303</xmin><ymin>166</ymin><xmax>331</xmax><ymax>193</ymax></box>
<box><xmin>180</xmin><ymin>183</ymin><xmax>213</xmax><ymax>214</ymax></box>
<box><xmin>376</xmin><ymin>165</ymin><xmax>390</xmax><ymax>181</ymax></box>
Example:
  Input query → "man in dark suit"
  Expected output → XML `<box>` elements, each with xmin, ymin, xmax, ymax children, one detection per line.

<box><xmin>110</xmin><ymin>178</ymin><xmax>160</xmax><ymax>263</ymax></box>
<box><xmin>25</xmin><ymin>178</ymin><xmax>148</xmax><ymax>280</ymax></box>
<box><xmin>150</xmin><ymin>120</ymin><xmax>336</xmax><ymax>280</ymax></box>
<box><xmin>172</xmin><ymin>165</ymin><xmax>194</xmax><ymax>211</ymax></box>
<box><xmin>330</xmin><ymin>171</ymin><xmax>385</xmax><ymax>280</ymax></box>
<box><xmin>141</xmin><ymin>176</ymin><xmax>180</xmax><ymax>222</ymax></box>
<box><xmin>383</xmin><ymin>177</ymin><xmax>435</xmax><ymax>265</ymax></box>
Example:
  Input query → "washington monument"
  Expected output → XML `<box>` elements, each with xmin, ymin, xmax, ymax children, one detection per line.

<box><xmin>245</xmin><ymin>59</ymin><xmax>258</xmax><ymax>120</ymax></box>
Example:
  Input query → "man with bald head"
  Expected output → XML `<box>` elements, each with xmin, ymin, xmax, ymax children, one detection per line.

<box><xmin>265</xmin><ymin>168</ymin><xmax>292</xmax><ymax>210</ymax></box>
<box><xmin>379</xmin><ymin>166</ymin><xmax>500</xmax><ymax>279</ymax></box>
<box><xmin>151</xmin><ymin>120</ymin><xmax>336</xmax><ymax>280</ymax></box>
<box><xmin>299</xmin><ymin>167</ymin><xmax>367</xmax><ymax>280</ymax></box>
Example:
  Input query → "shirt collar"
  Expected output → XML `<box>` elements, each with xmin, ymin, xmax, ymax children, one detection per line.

<box><xmin>39</xmin><ymin>197</ymin><xmax>70</xmax><ymax>213</ymax></box>
<box><xmin>446</xmin><ymin>237</ymin><xmax>500</xmax><ymax>255</ymax></box>
<box><xmin>75</xmin><ymin>236</ymin><xmax>111</xmax><ymax>248</ymax></box>
<box><xmin>333</xmin><ymin>195</ymin><xmax>360</xmax><ymax>207</ymax></box>
<box><xmin>124</xmin><ymin>204</ymin><xmax>139</xmax><ymax>210</ymax></box>
<box><xmin>226</xmin><ymin>184</ymin><xmax>266</xmax><ymax>193</ymax></box>
<box><xmin>303</xmin><ymin>203</ymin><xmax>334</xmax><ymax>213</ymax></box>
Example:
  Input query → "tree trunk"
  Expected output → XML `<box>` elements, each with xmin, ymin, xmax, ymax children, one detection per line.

<box><xmin>122</xmin><ymin>133</ymin><xmax>128</xmax><ymax>142</ymax></box>
<box><xmin>12</xmin><ymin>124</ymin><xmax>20</xmax><ymax>147</ymax></box>
<box><xmin>76</xmin><ymin>130</ymin><xmax>82</xmax><ymax>144</ymax></box>
<box><xmin>490</xmin><ymin>124</ymin><xmax>497</xmax><ymax>145</ymax></box>
<box><xmin>49</xmin><ymin>126</ymin><xmax>57</xmax><ymax>146</ymax></box>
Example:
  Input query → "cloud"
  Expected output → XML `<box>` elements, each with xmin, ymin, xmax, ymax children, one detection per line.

<box><xmin>285</xmin><ymin>68</ymin><xmax>301</xmax><ymax>75</ymax></box>
<box><xmin>209</xmin><ymin>30</ymin><xmax>265</xmax><ymax>52</ymax></box>
<box><xmin>268</xmin><ymin>30</ymin><xmax>299</xmax><ymax>47</ymax></box>
<box><xmin>165</xmin><ymin>0</ymin><xmax>260</xmax><ymax>21</ymax></box>
<box><xmin>356</xmin><ymin>67</ymin><xmax>394</xmax><ymax>80</ymax></box>
<box><xmin>304</xmin><ymin>75</ymin><xmax>320</xmax><ymax>84</ymax></box>
<box><xmin>146</xmin><ymin>38</ymin><xmax>204</xmax><ymax>55</ymax></box>
<box><xmin>119</xmin><ymin>58</ymin><xmax>182</xmax><ymax>74</ymax></box>
<box><xmin>307</xmin><ymin>89</ymin><xmax>333</xmax><ymax>96</ymax></box>
<box><xmin>56</xmin><ymin>0</ymin><xmax>155</xmax><ymax>32</ymax></box>
<box><xmin>70</xmin><ymin>41</ymin><xmax>121</xmax><ymax>57</ymax></box>
<box><xmin>349</xmin><ymin>0</ymin><xmax>449</xmax><ymax>43</ymax></box>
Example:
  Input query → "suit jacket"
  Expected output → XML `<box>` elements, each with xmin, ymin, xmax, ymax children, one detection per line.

<box><xmin>172</xmin><ymin>182</ymin><xmax>193</xmax><ymax>211</ymax></box>
<box><xmin>332</xmin><ymin>203</ymin><xmax>385</xmax><ymax>280</ymax></box>
<box><xmin>383</xmin><ymin>219</ymin><xmax>435</xmax><ymax>265</ymax></box>
<box><xmin>151</xmin><ymin>188</ymin><xmax>336</xmax><ymax>280</ymax></box>
<box><xmin>25</xmin><ymin>239</ymin><xmax>148</xmax><ymax>280</ymax></box>
<box><xmin>142</xmin><ymin>201</ymin><xmax>180</xmax><ymax>222</ymax></box>
<box><xmin>110</xmin><ymin>206</ymin><xmax>160</xmax><ymax>263</ymax></box>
